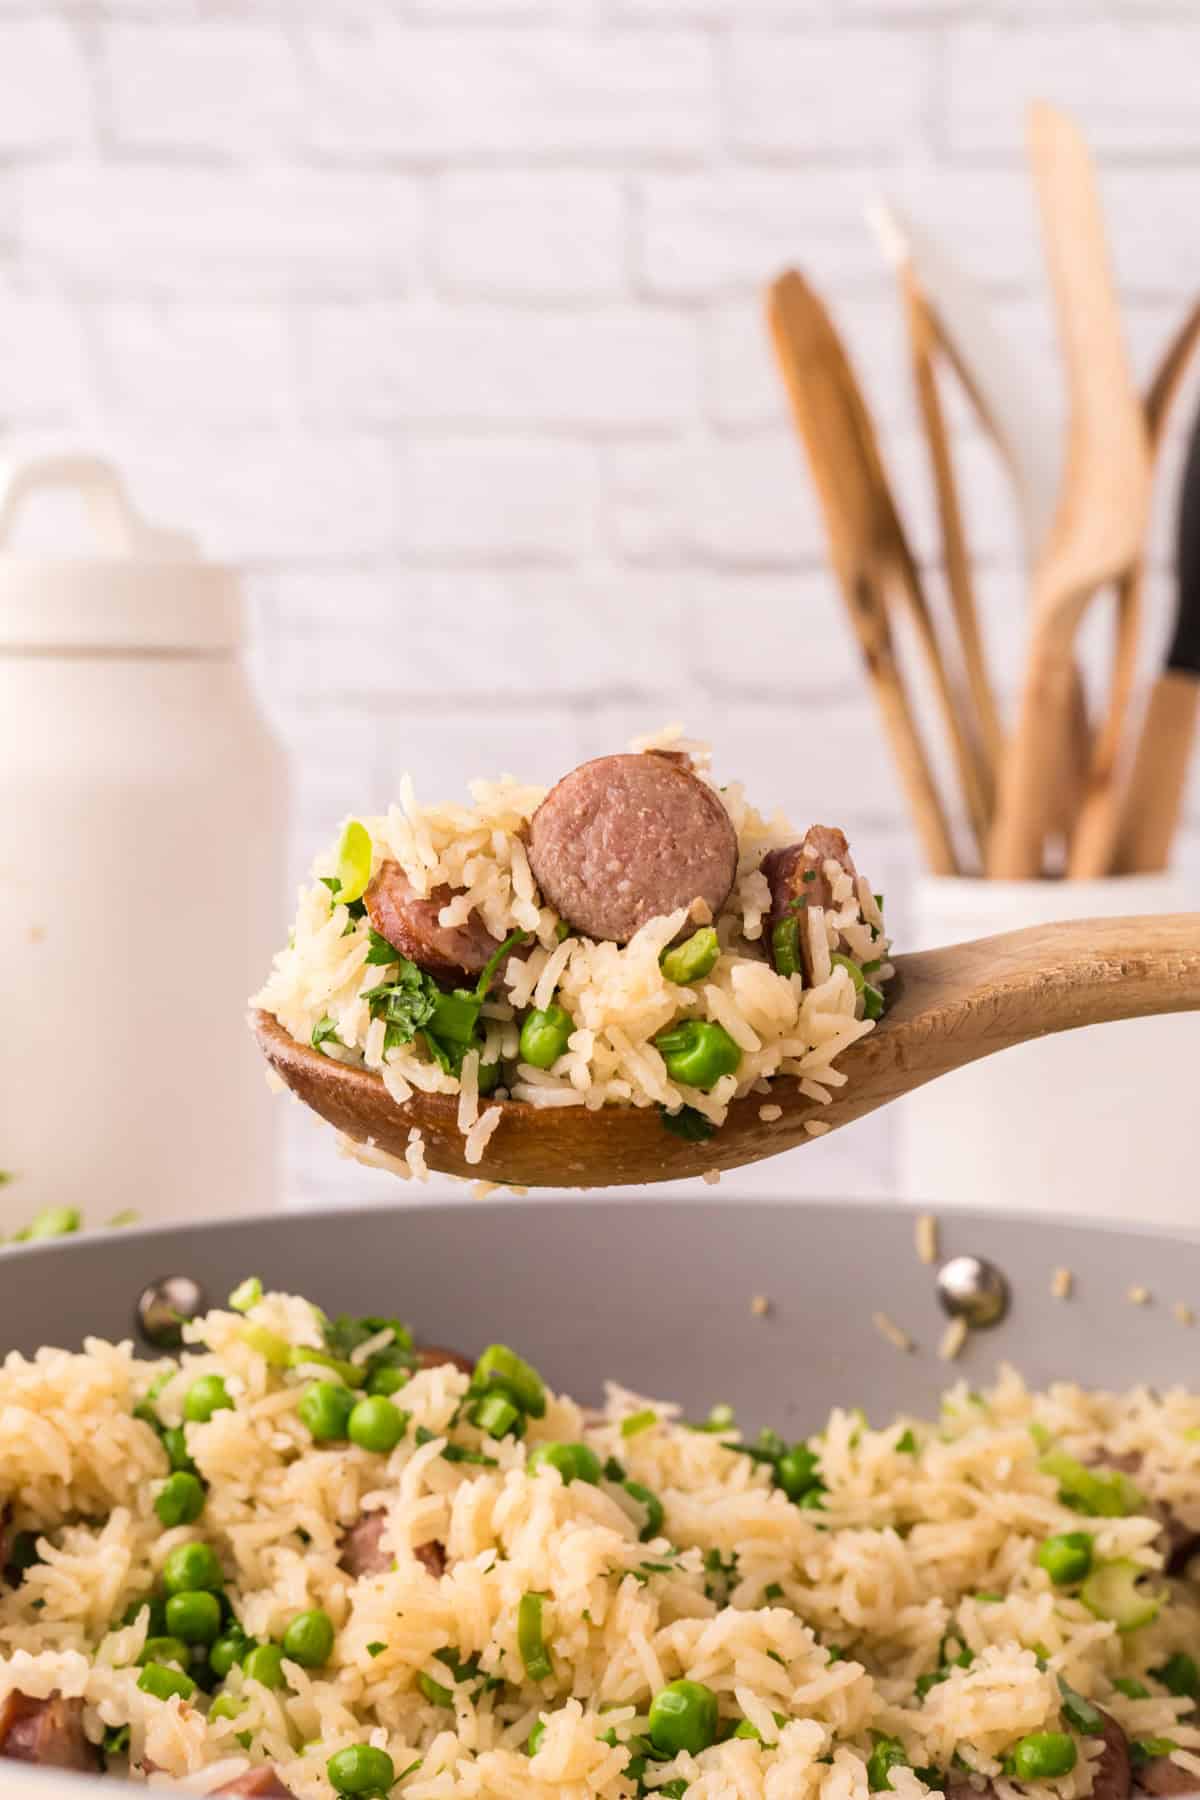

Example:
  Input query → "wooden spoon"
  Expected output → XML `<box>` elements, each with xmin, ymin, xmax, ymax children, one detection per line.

<box><xmin>988</xmin><ymin>103</ymin><xmax>1151</xmax><ymax>878</ymax></box>
<box><xmin>252</xmin><ymin>913</ymin><xmax>1200</xmax><ymax>1188</ymax></box>
<box><xmin>768</xmin><ymin>271</ymin><xmax>983</xmax><ymax>869</ymax></box>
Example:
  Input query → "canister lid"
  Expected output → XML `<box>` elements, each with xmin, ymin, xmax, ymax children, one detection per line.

<box><xmin>0</xmin><ymin>454</ymin><xmax>241</xmax><ymax>653</ymax></box>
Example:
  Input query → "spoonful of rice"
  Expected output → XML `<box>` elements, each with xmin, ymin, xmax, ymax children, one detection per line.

<box><xmin>250</xmin><ymin>737</ymin><xmax>1200</xmax><ymax>1188</ymax></box>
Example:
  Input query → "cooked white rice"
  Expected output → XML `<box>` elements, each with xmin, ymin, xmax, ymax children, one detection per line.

<box><xmin>252</xmin><ymin>729</ymin><xmax>892</xmax><ymax>1139</ymax></box>
<box><xmin>4</xmin><ymin>1290</ymin><xmax>1200</xmax><ymax>1799</ymax></box>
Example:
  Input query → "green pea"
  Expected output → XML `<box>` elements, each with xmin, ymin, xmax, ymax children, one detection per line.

<box><xmin>1037</xmin><ymin>1530</ymin><xmax>1093</xmax><ymax>1585</ymax></box>
<box><xmin>518</xmin><ymin>1004</ymin><xmax>574</xmax><ymax>1070</ymax></box>
<box><xmin>660</xmin><ymin>927</ymin><xmax>720</xmax><ymax>986</ymax></box>
<box><xmin>327</xmin><ymin>1744</ymin><xmax>395</xmax><ymax>1796</ymax></box>
<box><xmin>298</xmin><ymin>1380</ymin><xmax>355</xmax><ymax>1442</ymax></box>
<box><xmin>208</xmin><ymin>1630</ymin><xmax>249</xmax><ymax>1679</ymax></box>
<box><xmin>474</xmin><ymin>1344</ymin><xmax>546</xmax><ymax>1419</ymax></box>
<box><xmin>161</xmin><ymin>1426</ymin><xmax>197</xmax><ymax>1476</ymax></box>
<box><xmin>165</xmin><ymin>1591</ymin><xmax>221</xmax><ymax>1646</ymax></box>
<box><xmin>207</xmin><ymin>1694</ymin><xmax>243</xmax><ymax>1725</ymax></box>
<box><xmin>1153</xmin><ymin>1653</ymin><xmax>1199</xmax><ymax>1699</ymax></box>
<box><xmin>161</xmin><ymin>1541</ymin><xmax>223</xmax><ymax>1596</ymax></box>
<box><xmin>527</xmin><ymin>1442</ymin><xmax>602</xmax><ymax>1485</ymax></box>
<box><xmin>282</xmin><ymin>1608</ymin><xmax>334</xmax><ymax>1669</ymax></box>
<box><xmin>652</xmin><ymin>1020</ymin><xmax>742</xmax><ymax>1090</ymax></box>
<box><xmin>137</xmin><ymin>1663</ymin><xmax>195</xmax><ymax>1702</ymax></box>
<box><xmin>242</xmin><ymin>1643</ymin><xmax>286</xmax><ymax>1689</ymax></box>
<box><xmin>1009</xmin><ymin>1733</ymin><xmax>1077</xmax><ymax>1781</ymax></box>
<box><xmin>155</xmin><ymin>1471</ymin><xmax>206</xmax><ymax>1528</ymax></box>
<box><xmin>347</xmin><ymin>1396</ymin><xmax>407</xmax><ymax>1455</ymax></box>
<box><xmin>830</xmin><ymin>951</ymin><xmax>866</xmax><ymax>992</ymax></box>
<box><xmin>868</xmin><ymin>1737</ymin><xmax>909</xmax><ymax>1791</ymax></box>
<box><xmin>365</xmin><ymin>1365</ymin><xmax>409</xmax><ymax>1398</ymax></box>
<box><xmin>648</xmin><ymin>1679</ymin><xmax>719</xmax><ymax>1756</ymax></box>
<box><xmin>140</xmin><ymin>1636</ymin><xmax>190</xmax><ymax>1670</ymax></box>
<box><xmin>183</xmin><ymin>1375</ymin><xmax>233</xmax><ymax>1424</ymax></box>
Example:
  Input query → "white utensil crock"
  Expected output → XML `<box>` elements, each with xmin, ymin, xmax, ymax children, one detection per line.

<box><xmin>896</xmin><ymin>873</ymin><xmax>1196</xmax><ymax>1225</ymax></box>
<box><xmin>0</xmin><ymin>455</ymin><xmax>286</xmax><ymax>1227</ymax></box>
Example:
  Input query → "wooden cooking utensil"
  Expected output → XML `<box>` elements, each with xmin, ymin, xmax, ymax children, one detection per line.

<box><xmin>768</xmin><ymin>271</ymin><xmax>984</xmax><ymax>869</ymax></box>
<box><xmin>1112</xmin><ymin>390</ymin><xmax>1200</xmax><ymax>873</ymax></box>
<box><xmin>868</xmin><ymin>199</ymin><xmax>1060</xmax><ymax>561</ymax></box>
<box><xmin>869</xmin><ymin>199</ymin><xmax>1084</xmax><ymax>852</ymax></box>
<box><xmin>253</xmin><ymin>912</ymin><xmax>1200</xmax><ymax>1187</ymax></box>
<box><xmin>989</xmin><ymin>103</ymin><xmax>1151</xmax><ymax>878</ymax></box>
<box><xmin>900</xmin><ymin>269</ymin><xmax>999</xmax><ymax>817</ymax></box>
<box><xmin>1069</xmin><ymin>297</ymin><xmax>1200</xmax><ymax>877</ymax></box>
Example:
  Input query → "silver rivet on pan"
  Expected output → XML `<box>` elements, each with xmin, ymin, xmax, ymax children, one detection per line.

<box><xmin>136</xmin><ymin>1276</ymin><xmax>207</xmax><ymax>1349</ymax></box>
<box><xmin>936</xmin><ymin>1256</ymin><xmax>1010</xmax><ymax>1329</ymax></box>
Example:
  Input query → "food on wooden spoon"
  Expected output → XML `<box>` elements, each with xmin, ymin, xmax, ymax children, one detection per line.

<box><xmin>252</xmin><ymin>729</ymin><xmax>893</xmax><ymax>1166</ymax></box>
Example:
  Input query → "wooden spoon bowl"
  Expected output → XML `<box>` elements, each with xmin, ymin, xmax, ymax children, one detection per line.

<box><xmin>253</xmin><ymin>915</ymin><xmax>1200</xmax><ymax>1190</ymax></box>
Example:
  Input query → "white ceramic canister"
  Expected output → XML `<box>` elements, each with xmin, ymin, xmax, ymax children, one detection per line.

<box><xmin>896</xmin><ymin>872</ymin><xmax>1196</xmax><ymax>1226</ymax></box>
<box><xmin>0</xmin><ymin>455</ymin><xmax>287</xmax><ymax>1228</ymax></box>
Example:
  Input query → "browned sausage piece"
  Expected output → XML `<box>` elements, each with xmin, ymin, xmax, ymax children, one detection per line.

<box><xmin>214</xmin><ymin>1770</ymin><xmax>294</xmax><ymax>1798</ymax></box>
<box><xmin>415</xmin><ymin>1345</ymin><xmax>475</xmax><ymax>1377</ymax></box>
<box><xmin>528</xmin><ymin>755</ymin><xmax>738</xmax><ymax>945</ymax></box>
<box><xmin>1093</xmin><ymin>1709</ymin><xmax>1133</xmax><ymax>1800</ymax></box>
<box><xmin>338</xmin><ymin>1513</ymin><xmax>391</xmax><ymax>1578</ymax></box>
<box><xmin>1135</xmin><ymin>1757</ymin><xmax>1196</xmax><ymax>1796</ymax></box>
<box><xmin>0</xmin><ymin>1693</ymin><xmax>100</xmax><ymax>1772</ymax></box>
<box><xmin>762</xmin><ymin>827</ymin><xmax>859</xmax><ymax>982</ymax></box>
<box><xmin>414</xmin><ymin>1539</ymin><xmax>446</xmax><ymax>1579</ymax></box>
<box><xmin>364</xmin><ymin>863</ymin><xmax>506</xmax><ymax>986</ymax></box>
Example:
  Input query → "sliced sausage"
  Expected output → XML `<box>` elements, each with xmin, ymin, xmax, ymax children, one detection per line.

<box><xmin>1093</xmin><ymin>1709</ymin><xmax>1133</xmax><ymax>1800</ymax></box>
<box><xmin>528</xmin><ymin>754</ymin><xmax>737</xmax><ymax>945</ymax></box>
<box><xmin>339</xmin><ymin>1513</ymin><xmax>390</xmax><ymax>1578</ymax></box>
<box><xmin>1135</xmin><ymin>1757</ymin><xmax>1197</xmax><ymax>1796</ymax></box>
<box><xmin>364</xmin><ymin>863</ymin><xmax>508</xmax><ymax>986</ymax></box>
<box><xmin>0</xmin><ymin>1692</ymin><xmax>99</xmax><ymax>1772</ymax></box>
<box><xmin>762</xmin><ymin>827</ymin><xmax>860</xmax><ymax>982</ymax></box>
<box><xmin>214</xmin><ymin>1769</ymin><xmax>294</xmax><ymax>1798</ymax></box>
<box><xmin>415</xmin><ymin>1345</ymin><xmax>475</xmax><ymax>1377</ymax></box>
<box><xmin>414</xmin><ymin>1540</ymin><xmax>446</xmax><ymax>1579</ymax></box>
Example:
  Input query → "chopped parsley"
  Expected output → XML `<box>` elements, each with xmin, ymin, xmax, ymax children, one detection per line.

<box><xmin>365</xmin><ymin>927</ymin><xmax>400</xmax><ymax>966</ymax></box>
<box><xmin>311</xmin><ymin>1015</ymin><xmax>341</xmax><ymax>1051</ymax></box>
<box><xmin>366</xmin><ymin>1641</ymin><xmax>385</xmax><ymax>1658</ymax></box>
<box><xmin>660</xmin><ymin>1105</ymin><xmax>715</xmax><ymax>1142</ymax></box>
<box><xmin>364</xmin><ymin>930</ymin><xmax>527</xmax><ymax>1073</ymax></box>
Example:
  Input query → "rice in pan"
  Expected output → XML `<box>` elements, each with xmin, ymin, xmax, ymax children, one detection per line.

<box><xmin>253</xmin><ymin>729</ymin><xmax>894</xmax><ymax>1141</ymax></box>
<box><xmin>2</xmin><ymin>1285</ymin><xmax>1200</xmax><ymax>1799</ymax></box>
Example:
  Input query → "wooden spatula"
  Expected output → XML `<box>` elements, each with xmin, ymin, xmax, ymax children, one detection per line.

<box><xmin>988</xmin><ymin>102</ymin><xmax>1151</xmax><ymax>878</ymax></box>
<box><xmin>769</xmin><ymin>271</ymin><xmax>991</xmax><ymax>869</ymax></box>
<box><xmin>767</xmin><ymin>271</ymin><xmax>959</xmax><ymax>875</ymax></box>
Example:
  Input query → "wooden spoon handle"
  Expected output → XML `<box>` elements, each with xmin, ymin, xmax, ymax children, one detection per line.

<box><xmin>1112</xmin><ymin>673</ymin><xmax>1200</xmax><ymax>874</ymax></box>
<box><xmin>888</xmin><ymin>912</ymin><xmax>1200</xmax><ymax>1089</ymax></box>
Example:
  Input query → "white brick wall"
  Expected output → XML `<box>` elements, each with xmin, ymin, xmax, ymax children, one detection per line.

<box><xmin>1</xmin><ymin>1</ymin><xmax>1197</xmax><ymax>1212</ymax></box>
